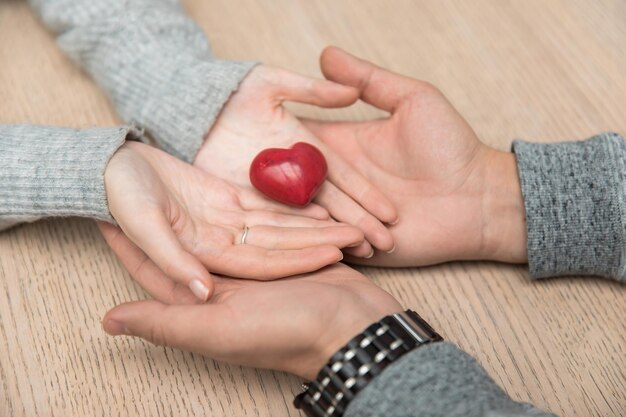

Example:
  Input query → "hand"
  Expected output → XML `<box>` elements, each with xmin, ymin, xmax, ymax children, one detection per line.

<box><xmin>101</xmin><ymin>235</ymin><xmax>402</xmax><ymax>380</ymax></box>
<box><xmin>103</xmin><ymin>141</ymin><xmax>365</xmax><ymax>301</ymax></box>
<box><xmin>301</xmin><ymin>47</ymin><xmax>527</xmax><ymax>266</ymax></box>
<box><xmin>195</xmin><ymin>65</ymin><xmax>398</xmax><ymax>257</ymax></box>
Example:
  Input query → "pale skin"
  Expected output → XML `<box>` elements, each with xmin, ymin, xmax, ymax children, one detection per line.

<box><xmin>101</xmin><ymin>258</ymin><xmax>401</xmax><ymax>380</ymax></box>
<box><xmin>304</xmin><ymin>47</ymin><xmax>528</xmax><ymax>266</ymax></box>
<box><xmin>102</xmin><ymin>48</ymin><xmax>528</xmax><ymax>379</ymax></box>
<box><xmin>104</xmin><ymin>141</ymin><xmax>365</xmax><ymax>301</ymax></box>
<box><xmin>102</xmin><ymin>65</ymin><xmax>402</xmax><ymax>304</ymax></box>
<box><xmin>195</xmin><ymin>65</ymin><xmax>398</xmax><ymax>257</ymax></box>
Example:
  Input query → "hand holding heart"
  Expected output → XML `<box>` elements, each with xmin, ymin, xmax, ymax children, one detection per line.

<box><xmin>99</xmin><ymin>50</ymin><xmax>527</xmax><ymax>384</ymax></box>
<box><xmin>302</xmin><ymin>48</ymin><xmax>528</xmax><ymax>266</ymax></box>
<box><xmin>195</xmin><ymin>65</ymin><xmax>398</xmax><ymax>257</ymax></box>
<box><xmin>103</xmin><ymin>141</ymin><xmax>364</xmax><ymax>301</ymax></box>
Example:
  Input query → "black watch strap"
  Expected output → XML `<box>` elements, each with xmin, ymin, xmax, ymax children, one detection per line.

<box><xmin>294</xmin><ymin>310</ymin><xmax>443</xmax><ymax>417</ymax></box>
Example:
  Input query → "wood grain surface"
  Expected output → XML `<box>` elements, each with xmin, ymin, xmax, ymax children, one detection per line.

<box><xmin>1</xmin><ymin>0</ymin><xmax>625</xmax><ymax>416</ymax></box>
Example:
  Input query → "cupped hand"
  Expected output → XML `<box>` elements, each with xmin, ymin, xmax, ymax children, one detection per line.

<box><xmin>101</xmin><ymin>232</ymin><xmax>402</xmax><ymax>380</ymax></box>
<box><xmin>103</xmin><ymin>141</ymin><xmax>365</xmax><ymax>301</ymax></box>
<box><xmin>194</xmin><ymin>65</ymin><xmax>399</xmax><ymax>256</ymax></box>
<box><xmin>301</xmin><ymin>47</ymin><xmax>527</xmax><ymax>266</ymax></box>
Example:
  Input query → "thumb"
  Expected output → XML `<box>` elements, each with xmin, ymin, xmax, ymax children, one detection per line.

<box><xmin>103</xmin><ymin>300</ymin><xmax>222</xmax><ymax>353</ymax></box>
<box><xmin>320</xmin><ymin>46</ymin><xmax>432</xmax><ymax>112</ymax></box>
<box><xmin>264</xmin><ymin>66</ymin><xmax>359</xmax><ymax>108</ymax></box>
<box><xmin>98</xmin><ymin>221</ymin><xmax>200</xmax><ymax>305</ymax></box>
<box><xmin>119</xmin><ymin>206</ymin><xmax>214</xmax><ymax>302</ymax></box>
<box><xmin>105</xmin><ymin>144</ymin><xmax>214</xmax><ymax>302</ymax></box>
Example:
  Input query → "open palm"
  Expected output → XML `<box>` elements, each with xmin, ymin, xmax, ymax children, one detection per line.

<box><xmin>302</xmin><ymin>48</ymin><xmax>526</xmax><ymax>266</ymax></box>
<box><xmin>101</xmin><ymin>238</ymin><xmax>403</xmax><ymax>380</ymax></box>
<box><xmin>104</xmin><ymin>141</ymin><xmax>364</xmax><ymax>300</ymax></box>
<box><xmin>195</xmin><ymin>65</ymin><xmax>399</xmax><ymax>256</ymax></box>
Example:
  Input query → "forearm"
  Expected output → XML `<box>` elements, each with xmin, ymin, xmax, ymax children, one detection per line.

<box><xmin>345</xmin><ymin>342</ymin><xmax>556</xmax><ymax>417</ymax></box>
<box><xmin>0</xmin><ymin>124</ymin><xmax>134</xmax><ymax>231</ymax></box>
<box><xmin>29</xmin><ymin>0</ymin><xmax>256</xmax><ymax>162</ymax></box>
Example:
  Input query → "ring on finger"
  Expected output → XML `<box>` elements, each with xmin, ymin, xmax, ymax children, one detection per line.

<box><xmin>240</xmin><ymin>226</ymin><xmax>250</xmax><ymax>245</ymax></box>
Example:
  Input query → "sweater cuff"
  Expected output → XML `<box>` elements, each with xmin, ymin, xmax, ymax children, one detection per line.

<box><xmin>344</xmin><ymin>342</ymin><xmax>556</xmax><ymax>417</ymax></box>
<box><xmin>0</xmin><ymin>125</ymin><xmax>139</xmax><ymax>231</ymax></box>
<box><xmin>512</xmin><ymin>133</ymin><xmax>626</xmax><ymax>281</ymax></box>
<box><xmin>127</xmin><ymin>57</ymin><xmax>256</xmax><ymax>163</ymax></box>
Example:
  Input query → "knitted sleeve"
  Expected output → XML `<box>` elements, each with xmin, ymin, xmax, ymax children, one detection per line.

<box><xmin>513</xmin><ymin>132</ymin><xmax>625</xmax><ymax>281</ymax></box>
<box><xmin>29</xmin><ymin>0</ymin><xmax>256</xmax><ymax>162</ymax></box>
<box><xmin>0</xmin><ymin>125</ymin><xmax>136</xmax><ymax>231</ymax></box>
<box><xmin>345</xmin><ymin>342</ymin><xmax>557</xmax><ymax>417</ymax></box>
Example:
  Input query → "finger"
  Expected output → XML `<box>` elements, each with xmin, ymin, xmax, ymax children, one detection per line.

<box><xmin>320</xmin><ymin>46</ymin><xmax>432</xmax><ymax>112</ymax></box>
<box><xmin>238</xmin><ymin>188</ymin><xmax>330</xmax><ymax>220</ymax></box>
<box><xmin>315</xmin><ymin>140</ymin><xmax>398</xmax><ymax>224</ymax></box>
<box><xmin>118</xmin><ymin>208</ymin><xmax>214</xmax><ymax>302</ymax></box>
<box><xmin>240</xmin><ymin>225</ymin><xmax>364</xmax><ymax>250</ymax></box>
<box><xmin>97</xmin><ymin>222</ymin><xmax>199</xmax><ymax>305</ymax></box>
<box><xmin>244</xmin><ymin>210</ymin><xmax>344</xmax><ymax>228</ymax></box>
<box><xmin>103</xmin><ymin>300</ymin><xmax>229</xmax><ymax>355</ymax></box>
<box><xmin>343</xmin><ymin>240</ymin><xmax>375</xmax><ymax>259</ymax></box>
<box><xmin>209</xmin><ymin>245</ymin><xmax>344</xmax><ymax>279</ymax></box>
<box><xmin>301</xmin><ymin>118</ymin><xmax>398</xmax><ymax>225</ymax></box>
<box><xmin>315</xmin><ymin>182</ymin><xmax>395</xmax><ymax>252</ymax></box>
<box><xmin>267</xmin><ymin>67</ymin><xmax>359</xmax><ymax>108</ymax></box>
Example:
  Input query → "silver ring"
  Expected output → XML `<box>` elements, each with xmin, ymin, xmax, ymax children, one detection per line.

<box><xmin>240</xmin><ymin>226</ymin><xmax>250</xmax><ymax>245</ymax></box>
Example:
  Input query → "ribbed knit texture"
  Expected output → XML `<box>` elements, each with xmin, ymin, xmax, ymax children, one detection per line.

<box><xmin>513</xmin><ymin>133</ymin><xmax>626</xmax><ymax>282</ymax></box>
<box><xmin>29</xmin><ymin>0</ymin><xmax>256</xmax><ymax>163</ymax></box>
<box><xmin>0</xmin><ymin>125</ymin><xmax>137</xmax><ymax>231</ymax></box>
<box><xmin>345</xmin><ymin>342</ymin><xmax>557</xmax><ymax>417</ymax></box>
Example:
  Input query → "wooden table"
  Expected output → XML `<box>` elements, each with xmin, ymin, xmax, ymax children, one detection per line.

<box><xmin>1</xmin><ymin>1</ymin><xmax>624</xmax><ymax>416</ymax></box>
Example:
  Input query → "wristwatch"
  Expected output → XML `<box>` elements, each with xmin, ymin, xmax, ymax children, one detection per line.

<box><xmin>294</xmin><ymin>310</ymin><xmax>443</xmax><ymax>417</ymax></box>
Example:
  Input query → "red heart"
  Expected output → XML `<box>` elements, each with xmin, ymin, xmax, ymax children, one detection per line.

<box><xmin>249</xmin><ymin>142</ymin><xmax>328</xmax><ymax>207</ymax></box>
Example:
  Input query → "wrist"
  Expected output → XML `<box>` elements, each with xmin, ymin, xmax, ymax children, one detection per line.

<box><xmin>193</xmin><ymin>64</ymin><xmax>264</xmax><ymax>167</ymax></box>
<box><xmin>104</xmin><ymin>141</ymin><xmax>148</xmax><ymax>220</ymax></box>
<box><xmin>104</xmin><ymin>143</ymin><xmax>127</xmax><ymax>205</ymax></box>
<box><xmin>301</xmin><ymin>309</ymin><xmax>398</xmax><ymax>380</ymax></box>
<box><xmin>295</xmin><ymin>310</ymin><xmax>443</xmax><ymax>416</ymax></box>
<box><xmin>480</xmin><ymin>150</ymin><xmax>528</xmax><ymax>263</ymax></box>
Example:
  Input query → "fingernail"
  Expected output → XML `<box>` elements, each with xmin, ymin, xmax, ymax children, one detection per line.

<box><xmin>104</xmin><ymin>319</ymin><xmax>128</xmax><ymax>336</ymax></box>
<box><xmin>338</xmin><ymin>252</ymin><xmax>344</xmax><ymax>262</ymax></box>
<box><xmin>389</xmin><ymin>217</ymin><xmax>400</xmax><ymax>225</ymax></box>
<box><xmin>387</xmin><ymin>245</ymin><xmax>396</xmax><ymax>254</ymax></box>
<box><xmin>189</xmin><ymin>279</ymin><xmax>209</xmax><ymax>301</ymax></box>
<box><xmin>365</xmin><ymin>249</ymin><xmax>375</xmax><ymax>259</ymax></box>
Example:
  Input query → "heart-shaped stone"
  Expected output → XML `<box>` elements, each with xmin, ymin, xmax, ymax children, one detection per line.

<box><xmin>249</xmin><ymin>142</ymin><xmax>328</xmax><ymax>206</ymax></box>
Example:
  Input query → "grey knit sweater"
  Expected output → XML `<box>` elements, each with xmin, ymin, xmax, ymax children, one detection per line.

<box><xmin>0</xmin><ymin>1</ymin><xmax>624</xmax><ymax>416</ymax></box>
